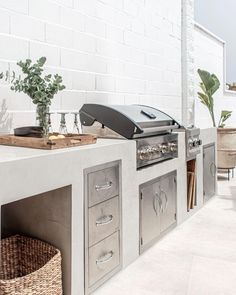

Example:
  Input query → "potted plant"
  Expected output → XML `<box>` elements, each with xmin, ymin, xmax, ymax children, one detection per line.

<box><xmin>0</xmin><ymin>57</ymin><xmax>65</xmax><ymax>138</ymax></box>
<box><xmin>198</xmin><ymin>69</ymin><xmax>236</xmax><ymax>169</ymax></box>
<box><xmin>197</xmin><ymin>69</ymin><xmax>232</xmax><ymax>128</ymax></box>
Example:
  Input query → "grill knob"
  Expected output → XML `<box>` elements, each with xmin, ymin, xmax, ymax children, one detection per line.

<box><xmin>151</xmin><ymin>146</ymin><xmax>161</xmax><ymax>153</ymax></box>
<box><xmin>196</xmin><ymin>139</ymin><xmax>202</xmax><ymax>146</ymax></box>
<box><xmin>168</xmin><ymin>142</ymin><xmax>177</xmax><ymax>152</ymax></box>
<box><xmin>188</xmin><ymin>138</ymin><xmax>193</xmax><ymax>149</ymax></box>
<box><xmin>138</xmin><ymin>147</ymin><xmax>150</xmax><ymax>160</ymax></box>
<box><xmin>160</xmin><ymin>144</ymin><xmax>168</xmax><ymax>154</ymax></box>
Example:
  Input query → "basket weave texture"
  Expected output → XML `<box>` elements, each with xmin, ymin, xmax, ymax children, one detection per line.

<box><xmin>0</xmin><ymin>235</ymin><xmax>63</xmax><ymax>295</ymax></box>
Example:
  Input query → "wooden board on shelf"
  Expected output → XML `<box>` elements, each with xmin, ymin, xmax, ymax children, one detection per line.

<box><xmin>187</xmin><ymin>172</ymin><xmax>194</xmax><ymax>211</ymax></box>
<box><xmin>187</xmin><ymin>159</ymin><xmax>197</xmax><ymax>211</ymax></box>
<box><xmin>0</xmin><ymin>133</ymin><xmax>97</xmax><ymax>150</ymax></box>
<box><xmin>187</xmin><ymin>159</ymin><xmax>196</xmax><ymax>172</ymax></box>
<box><xmin>191</xmin><ymin>173</ymin><xmax>196</xmax><ymax>209</ymax></box>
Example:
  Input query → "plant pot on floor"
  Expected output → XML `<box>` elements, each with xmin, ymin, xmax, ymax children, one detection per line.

<box><xmin>217</xmin><ymin>128</ymin><xmax>236</xmax><ymax>169</ymax></box>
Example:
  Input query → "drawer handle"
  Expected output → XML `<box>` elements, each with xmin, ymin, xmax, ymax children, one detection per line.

<box><xmin>96</xmin><ymin>251</ymin><xmax>114</xmax><ymax>265</ymax></box>
<box><xmin>96</xmin><ymin>215</ymin><xmax>113</xmax><ymax>226</ymax></box>
<box><xmin>95</xmin><ymin>181</ymin><xmax>112</xmax><ymax>191</ymax></box>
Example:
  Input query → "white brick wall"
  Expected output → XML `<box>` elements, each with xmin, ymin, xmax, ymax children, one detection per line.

<box><xmin>182</xmin><ymin>0</ymin><xmax>195</xmax><ymax>126</ymax></box>
<box><xmin>194</xmin><ymin>23</ymin><xmax>236</xmax><ymax>128</ymax></box>
<box><xmin>0</xmin><ymin>0</ymin><xmax>182</xmax><ymax>133</ymax></box>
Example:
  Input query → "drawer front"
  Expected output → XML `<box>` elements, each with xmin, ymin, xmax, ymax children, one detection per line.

<box><xmin>89</xmin><ymin>196</ymin><xmax>119</xmax><ymax>247</ymax></box>
<box><xmin>88</xmin><ymin>231</ymin><xmax>120</xmax><ymax>287</ymax></box>
<box><xmin>88</xmin><ymin>166</ymin><xmax>119</xmax><ymax>207</ymax></box>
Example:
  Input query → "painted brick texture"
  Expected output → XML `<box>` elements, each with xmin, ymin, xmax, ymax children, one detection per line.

<box><xmin>0</xmin><ymin>0</ymin><xmax>182</xmax><ymax>133</ymax></box>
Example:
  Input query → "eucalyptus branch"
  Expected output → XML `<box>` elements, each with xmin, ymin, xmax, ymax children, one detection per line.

<box><xmin>0</xmin><ymin>57</ymin><xmax>66</xmax><ymax>137</ymax></box>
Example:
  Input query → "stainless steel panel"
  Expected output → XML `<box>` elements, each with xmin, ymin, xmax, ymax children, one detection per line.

<box><xmin>88</xmin><ymin>231</ymin><xmax>120</xmax><ymax>287</ymax></box>
<box><xmin>136</xmin><ymin>133</ymin><xmax>178</xmax><ymax>168</ymax></box>
<box><xmin>88</xmin><ymin>197</ymin><xmax>119</xmax><ymax>247</ymax></box>
<box><xmin>203</xmin><ymin>144</ymin><xmax>216</xmax><ymax>202</ymax></box>
<box><xmin>159</xmin><ymin>172</ymin><xmax>177</xmax><ymax>232</ymax></box>
<box><xmin>140</xmin><ymin>181</ymin><xmax>161</xmax><ymax>252</ymax></box>
<box><xmin>88</xmin><ymin>166</ymin><xmax>119</xmax><ymax>207</ymax></box>
<box><xmin>186</xmin><ymin>128</ymin><xmax>201</xmax><ymax>160</ymax></box>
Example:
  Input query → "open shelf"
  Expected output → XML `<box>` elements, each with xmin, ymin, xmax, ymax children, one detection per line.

<box><xmin>1</xmin><ymin>186</ymin><xmax>72</xmax><ymax>295</ymax></box>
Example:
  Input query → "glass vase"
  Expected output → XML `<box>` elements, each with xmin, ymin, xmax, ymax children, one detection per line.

<box><xmin>36</xmin><ymin>104</ymin><xmax>50</xmax><ymax>138</ymax></box>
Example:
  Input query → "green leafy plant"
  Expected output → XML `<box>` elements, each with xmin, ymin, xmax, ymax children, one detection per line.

<box><xmin>218</xmin><ymin>110</ymin><xmax>232</xmax><ymax>128</ymax></box>
<box><xmin>0</xmin><ymin>57</ymin><xmax>65</xmax><ymax>137</ymax></box>
<box><xmin>197</xmin><ymin>69</ymin><xmax>232</xmax><ymax>128</ymax></box>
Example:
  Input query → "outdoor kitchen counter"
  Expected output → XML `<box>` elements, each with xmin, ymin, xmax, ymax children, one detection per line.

<box><xmin>0</xmin><ymin>134</ymin><xmax>188</xmax><ymax>295</ymax></box>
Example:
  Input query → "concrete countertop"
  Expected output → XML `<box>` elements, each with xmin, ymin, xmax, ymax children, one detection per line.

<box><xmin>0</xmin><ymin>138</ymin><xmax>130</xmax><ymax>163</ymax></box>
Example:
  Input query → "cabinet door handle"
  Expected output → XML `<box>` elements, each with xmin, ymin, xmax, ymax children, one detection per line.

<box><xmin>154</xmin><ymin>193</ymin><xmax>162</xmax><ymax>215</ymax></box>
<box><xmin>153</xmin><ymin>194</ymin><xmax>158</xmax><ymax>215</ymax></box>
<box><xmin>157</xmin><ymin>194</ymin><xmax>162</xmax><ymax>213</ymax></box>
<box><xmin>96</xmin><ymin>251</ymin><xmax>114</xmax><ymax>265</ymax></box>
<box><xmin>161</xmin><ymin>189</ymin><xmax>168</xmax><ymax>212</ymax></box>
<box><xmin>96</xmin><ymin>215</ymin><xmax>113</xmax><ymax>226</ymax></box>
<box><xmin>95</xmin><ymin>181</ymin><xmax>112</xmax><ymax>191</ymax></box>
<box><xmin>210</xmin><ymin>162</ymin><xmax>216</xmax><ymax>177</ymax></box>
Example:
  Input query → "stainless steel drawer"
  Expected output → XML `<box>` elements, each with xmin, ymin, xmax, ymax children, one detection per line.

<box><xmin>88</xmin><ymin>165</ymin><xmax>119</xmax><ymax>207</ymax></box>
<box><xmin>89</xmin><ymin>196</ymin><xmax>119</xmax><ymax>247</ymax></box>
<box><xmin>88</xmin><ymin>231</ymin><xmax>120</xmax><ymax>287</ymax></box>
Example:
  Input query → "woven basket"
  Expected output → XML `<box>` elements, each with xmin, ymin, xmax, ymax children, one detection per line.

<box><xmin>0</xmin><ymin>235</ymin><xmax>63</xmax><ymax>295</ymax></box>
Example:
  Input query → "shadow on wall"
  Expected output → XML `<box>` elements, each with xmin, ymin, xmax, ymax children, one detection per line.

<box><xmin>0</xmin><ymin>99</ymin><xmax>12</xmax><ymax>134</ymax></box>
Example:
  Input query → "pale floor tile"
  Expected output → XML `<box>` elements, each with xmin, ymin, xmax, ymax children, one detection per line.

<box><xmin>188</xmin><ymin>256</ymin><xmax>236</xmax><ymax>295</ymax></box>
<box><xmin>94</xmin><ymin>249</ymin><xmax>193</xmax><ymax>295</ymax></box>
<box><xmin>93</xmin><ymin>179</ymin><xmax>236</xmax><ymax>295</ymax></box>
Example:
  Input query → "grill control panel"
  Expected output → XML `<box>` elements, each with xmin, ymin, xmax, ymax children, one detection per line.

<box><xmin>136</xmin><ymin>133</ymin><xmax>178</xmax><ymax>169</ymax></box>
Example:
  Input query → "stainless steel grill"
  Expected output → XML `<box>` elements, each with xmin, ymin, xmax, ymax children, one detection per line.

<box><xmin>79</xmin><ymin>104</ymin><xmax>180</xmax><ymax>169</ymax></box>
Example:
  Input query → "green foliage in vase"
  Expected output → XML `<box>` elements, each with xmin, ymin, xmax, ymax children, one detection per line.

<box><xmin>0</xmin><ymin>57</ymin><xmax>65</xmax><ymax>137</ymax></box>
<box><xmin>197</xmin><ymin>69</ymin><xmax>232</xmax><ymax>128</ymax></box>
<box><xmin>1</xmin><ymin>57</ymin><xmax>66</xmax><ymax>104</ymax></box>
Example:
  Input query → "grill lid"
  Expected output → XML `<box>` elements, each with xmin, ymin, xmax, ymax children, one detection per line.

<box><xmin>79</xmin><ymin>104</ymin><xmax>180</xmax><ymax>139</ymax></box>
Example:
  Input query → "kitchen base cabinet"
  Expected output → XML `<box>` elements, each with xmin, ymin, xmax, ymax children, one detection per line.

<box><xmin>140</xmin><ymin>171</ymin><xmax>177</xmax><ymax>254</ymax></box>
<box><xmin>203</xmin><ymin>143</ymin><xmax>216</xmax><ymax>203</ymax></box>
<box><xmin>84</xmin><ymin>161</ymin><xmax>121</xmax><ymax>295</ymax></box>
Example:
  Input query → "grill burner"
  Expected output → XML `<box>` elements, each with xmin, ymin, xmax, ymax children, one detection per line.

<box><xmin>79</xmin><ymin>104</ymin><xmax>180</xmax><ymax>168</ymax></box>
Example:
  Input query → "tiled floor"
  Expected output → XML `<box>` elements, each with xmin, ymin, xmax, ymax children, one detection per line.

<box><xmin>94</xmin><ymin>177</ymin><xmax>236</xmax><ymax>295</ymax></box>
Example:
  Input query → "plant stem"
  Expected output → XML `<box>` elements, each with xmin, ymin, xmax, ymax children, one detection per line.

<box><xmin>36</xmin><ymin>104</ymin><xmax>49</xmax><ymax>138</ymax></box>
<box><xmin>211</xmin><ymin>111</ymin><xmax>216</xmax><ymax>127</ymax></box>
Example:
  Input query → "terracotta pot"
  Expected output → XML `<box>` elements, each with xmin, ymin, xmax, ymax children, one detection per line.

<box><xmin>217</xmin><ymin>128</ymin><xmax>236</xmax><ymax>168</ymax></box>
<box><xmin>217</xmin><ymin>128</ymin><xmax>236</xmax><ymax>150</ymax></box>
<box><xmin>218</xmin><ymin>150</ymin><xmax>236</xmax><ymax>168</ymax></box>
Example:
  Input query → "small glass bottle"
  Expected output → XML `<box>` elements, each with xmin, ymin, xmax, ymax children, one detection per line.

<box><xmin>47</xmin><ymin>112</ymin><xmax>53</xmax><ymax>135</ymax></box>
<box><xmin>58</xmin><ymin>112</ymin><xmax>68</xmax><ymax>135</ymax></box>
<box><xmin>72</xmin><ymin>112</ymin><xmax>82</xmax><ymax>134</ymax></box>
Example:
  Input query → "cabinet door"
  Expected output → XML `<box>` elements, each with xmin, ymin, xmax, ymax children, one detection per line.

<box><xmin>140</xmin><ymin>181</ymin><xmax>161</xmax><ymax>252</ymax></box>
<box><xmin>203</xmin><ymin>144</ymin><xmax>216</xmax><ymax>202</ymax></box>
<box><xmin>160</xmin><ymin>172</ymin><xmax>177</xmax><ymax>232</ymax></box>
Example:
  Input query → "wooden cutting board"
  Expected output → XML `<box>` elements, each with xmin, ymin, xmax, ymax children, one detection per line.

<box><xmin>0</xmin><ymin>133</ymin><xmax>97</xmax><ymax>150</ymax></box>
